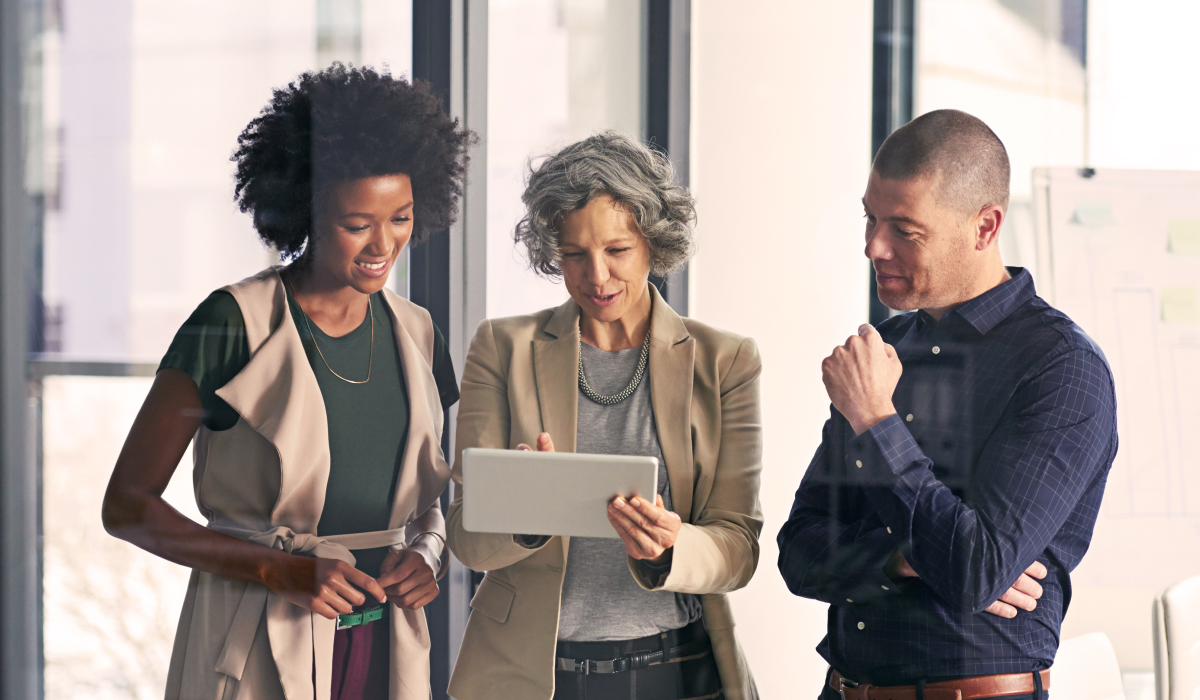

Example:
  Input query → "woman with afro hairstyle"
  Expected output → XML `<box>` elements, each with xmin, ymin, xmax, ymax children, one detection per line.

<box><xmin>102</xmin><ymin>64</ymin><xmax>473</xmax><ymax>700</ymax></box>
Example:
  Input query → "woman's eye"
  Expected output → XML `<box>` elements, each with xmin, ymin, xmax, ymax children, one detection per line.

<box><xmin>392</xmin><ymin>216</ymin><xmax>411</xmax><ymax>224</ymax></box>
<box><xmin>610</xmin><ymin>248</ymin><xmax>630</xmax><ymax>254</ymax></box>
<box><xmin>345</xmin><ymin>225</ymin><xmax>370</xmax><ymax>233</ymax></box>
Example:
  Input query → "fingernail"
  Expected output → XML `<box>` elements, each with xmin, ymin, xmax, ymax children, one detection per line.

<box><xmin>614</xmin><ymin>497</ymin><xmax>626</xmax><ymax>508</ymax></box>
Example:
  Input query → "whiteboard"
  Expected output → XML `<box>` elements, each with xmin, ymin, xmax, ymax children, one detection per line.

<box><xmin>1033</xmin><ymin>167</ymin><xmax>1200</xmax><ymax>592</ymax></box>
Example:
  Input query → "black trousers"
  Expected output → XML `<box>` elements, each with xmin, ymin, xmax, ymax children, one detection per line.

<box><xmin>553</xmin><ymin>620</ymin><xmax>723</xmax><ymax>700</ymax></box>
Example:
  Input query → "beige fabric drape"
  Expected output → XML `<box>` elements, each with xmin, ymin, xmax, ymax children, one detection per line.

<box><xmin>163</xmin><ymin>268</ymin><xmax>451</xmax><ymax>700</ymax></box>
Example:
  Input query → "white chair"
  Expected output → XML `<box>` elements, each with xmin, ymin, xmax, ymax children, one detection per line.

<box><xmin>1154</xmin><ymin>575</ymin><xmax>1200</xmax><ymax>700</ymax></box>
<box><xmin>1054</xmin><ymin>632</ymin><xmax>1126</xmax><ymax>700</ymax></box>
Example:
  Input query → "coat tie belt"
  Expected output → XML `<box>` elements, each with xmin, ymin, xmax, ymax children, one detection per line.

<box><xmin>207</xmin><ymin>524</ymin><xmax>408</xmax><ymax>700</ymax></box>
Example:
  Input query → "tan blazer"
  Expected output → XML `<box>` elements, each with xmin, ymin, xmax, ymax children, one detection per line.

<box><xmin>163</xmin><ymin>268</ymin><xmax>451</xmax><ymax>700</ymax></box>
<box><xmin>446</xmin><ymin>285</ymin><xmax>763</xmax><ymax>700</ymax></box>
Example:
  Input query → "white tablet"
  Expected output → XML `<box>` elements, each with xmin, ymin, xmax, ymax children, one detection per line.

<box><xmin>462</xmin><ymin>448</ymin><xmax>658</xmax><ymax>539</ymax></box>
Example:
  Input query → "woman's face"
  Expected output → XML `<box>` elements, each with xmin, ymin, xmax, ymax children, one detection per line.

<box><xmin>559</xmin><ymin>195</ymin><xmax>652</xmax><ymax>324</ymax></box>
<box><xmin>308</xmin><ymin>174</ymin><xmax>414</xmax><ymax>294</ymax></box>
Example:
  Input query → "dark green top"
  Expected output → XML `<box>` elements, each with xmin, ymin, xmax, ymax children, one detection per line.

<box><xmin>159</xmin><ymin>289</ymin><xmax>458</xmax><ymax>577</ymax></box>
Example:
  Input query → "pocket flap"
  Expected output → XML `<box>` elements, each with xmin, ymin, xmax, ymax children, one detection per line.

<box><xmin>470</xmin><ymin>576</ymin><xmax>516</xmax><ymax>624</ymax></box>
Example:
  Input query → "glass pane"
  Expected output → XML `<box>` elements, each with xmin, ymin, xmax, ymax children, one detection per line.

<box><xmin>914</xmin><ymin>0</ymin><xmax>1088</xmax><ymax>279</ymax></box>
<box><xmin>41</xmin><ymin>375</ymin><xmax>198</xmax><ymax>699</ymax></box>
<box><xmin>486</xmin><ymin>0</ymin><xmax>646</xmax><ymax>319</ymax></box>
<box><xmin>36</xmin><ymin>0</ymin><xmax>412</xmax><ymax>364</ymax></box>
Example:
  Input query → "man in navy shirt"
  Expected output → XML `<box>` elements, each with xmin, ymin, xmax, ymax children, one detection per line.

<box><xmin>778</xmin><ymin>110</ymin><xmax>1117</xmax><ymax>700</ymax></box>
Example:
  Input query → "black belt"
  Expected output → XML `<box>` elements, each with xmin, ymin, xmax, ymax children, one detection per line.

<box><xmin>555</xmin><ymin>622</ymin><xmax>711</xmax><ymax>675</ymax></box>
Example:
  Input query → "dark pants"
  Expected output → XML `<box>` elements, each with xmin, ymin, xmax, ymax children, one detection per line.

<box><xmin>330</xmin><ymin>618</ymin><xmax>391</xmax><ymax>700</ymax></box>
<box><xmin>553</xmin><ymin>621</ymin><xmax>723</xmax><ymax>700</ymax></box>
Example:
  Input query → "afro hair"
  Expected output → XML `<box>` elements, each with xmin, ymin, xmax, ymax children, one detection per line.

<box><xmin>232</xmin><ymin>63</ymin><xmax>474</xmax><ymax>260</ymax></box>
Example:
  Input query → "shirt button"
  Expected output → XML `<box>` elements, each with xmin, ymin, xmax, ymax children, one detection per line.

<box><xmin>886</xmin><ymin>527</ymin><xmax>892</xmax><ymax>533</ymax></box>
<box><xmin>846</xmin><ymin>598</ymin><xmax>854</xmax><ymax>603</ymax></box>
<box><xmin>932</xmin><ymin>346</ymin><xmax>941</xmax><ymax>354</ymax></box>
<box><xmin>857</xmin><ymin>621</ymin><xmax>866</xmax><ymax>630</ymax></box>
<box><xmin>905</xmin><ymin>414</ymin><xmax>913</xmax><ymax>422</ymax></box>
<box><xmin>855</xmin><ymin>460</ymin><xmax>863</xmax><ymax>468</ymax></box>
<box><xmin>882</xmin><ymin>585</ymin><xmax>890</xmax><ymax>591</ymax></box>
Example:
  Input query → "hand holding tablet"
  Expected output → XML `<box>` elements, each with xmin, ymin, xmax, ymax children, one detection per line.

<box><xmin>462</xmin><ymin>433</ymin><xmax>672</xmax><ymax>546</ymax></box>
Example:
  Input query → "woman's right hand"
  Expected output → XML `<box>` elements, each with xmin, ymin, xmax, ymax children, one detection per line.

<box><xmin>264</xmin><ymin>556</ymin><xmax>386</xmax><ymax>620</ymax></box>
<box><xmin>515</xmin><ymin>432</ymin><xmax>556</xmax><ymax>453</ymax></box>
<box><xmin>513</xmin><ymin>433</ymin><xmax>555</xmax><ymax>546</ymax></box>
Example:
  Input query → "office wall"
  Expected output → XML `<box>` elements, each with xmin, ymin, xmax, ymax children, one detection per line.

<box><xmin>688</xmin><ymin>1</ymin><xmax>873</xmax><ymax>695</ymax></box>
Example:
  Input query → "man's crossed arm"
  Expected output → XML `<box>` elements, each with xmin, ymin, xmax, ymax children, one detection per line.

<box><xmin>779</xmin><ymin>324</ymin><xmax>1114</xmax><ymax>615</ymax></box>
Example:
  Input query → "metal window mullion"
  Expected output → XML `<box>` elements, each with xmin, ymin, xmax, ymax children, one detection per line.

<box><xmin>1</xmin><ymin>0</ymin><xmax>41</xmax><ymax>697</ymax></box>
<box><xmin>646</xmin><ymin>0</ymin><xmax>691</xmax><ymax>317</ymax></box>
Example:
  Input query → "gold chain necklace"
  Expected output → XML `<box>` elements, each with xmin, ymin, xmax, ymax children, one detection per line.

<box><xmin>286</xmin><ymin>281</ymin><xmax>373</xmax><ymax>385</ymax></box>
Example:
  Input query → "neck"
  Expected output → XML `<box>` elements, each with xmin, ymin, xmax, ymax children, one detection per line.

<box><xmin>923</xmin><ymin>261</ymin><xmax>1011</xmax><ymax>322</ymax></box>
<box><xmin>283</xmin><ymin>263</ymin><xmax>370</xmax><ymax>328</ymax></box>
<box><xmin>579</xmin><ymin>287</ymin><xmax>653</xmax><ymax>352</ymax></box>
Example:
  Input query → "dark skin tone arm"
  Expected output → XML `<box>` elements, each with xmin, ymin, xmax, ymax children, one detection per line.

<box><xmin>100</xmin><ymin>367</ymin><xmax>386</xmax><ymax>620</ymax></box>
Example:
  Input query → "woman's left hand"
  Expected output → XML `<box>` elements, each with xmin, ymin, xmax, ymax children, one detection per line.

<box><xmin>376</xmin><ymin>548</ymin><xmax>439</xmax><ymax>610</ymax></box>
<box><xmin>607</xmin><ymin>494</ymin><xmax>682</xmax><ymax>564</ymax></box>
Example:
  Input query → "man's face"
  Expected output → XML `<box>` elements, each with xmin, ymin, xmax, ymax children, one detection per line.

<box><xmin>862</xmin><ymin>170</ymin><xmax>979</xmax><ymax>313</ymax></box>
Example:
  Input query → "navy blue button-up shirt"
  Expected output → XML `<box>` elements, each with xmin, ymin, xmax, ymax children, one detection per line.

<box><xmin>778</xmin><ymin>268</ymin><xmax>1118</xmax><ymax>684</ymax></box>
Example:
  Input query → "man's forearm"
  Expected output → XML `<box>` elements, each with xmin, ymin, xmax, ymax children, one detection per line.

<box><xmin>777</xmin><ymin>508</ymin><xmax>902</xmax><ymax>605</ymax></box>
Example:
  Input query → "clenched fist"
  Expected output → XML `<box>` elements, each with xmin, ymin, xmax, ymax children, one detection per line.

<box><xmin>822</xmin><ymin>324</ymin><xmax>903</xmax><ymax>435</ymax></box>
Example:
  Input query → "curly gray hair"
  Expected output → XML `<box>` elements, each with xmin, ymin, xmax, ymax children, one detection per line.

<box><xmin>514</xmin><ymin>131</ymin><xmax>697</xmax><ymax>278</ymax></box>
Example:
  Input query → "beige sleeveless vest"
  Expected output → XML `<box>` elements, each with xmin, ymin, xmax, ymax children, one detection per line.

<box><xmin>163</xmin><ymin>268</ymin><xmax>451</xmax><ymax>700</ymax></box>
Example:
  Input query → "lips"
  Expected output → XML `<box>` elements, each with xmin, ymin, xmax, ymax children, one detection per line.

<box><xmin>586</xmin><ymin>291</ymin><xmax>621</xmax><ymax>307</ymax></box>
<box><xmin>356</xmin><ymin>259</ymin><xmax>390</xmax><ymax>278</ymax></box>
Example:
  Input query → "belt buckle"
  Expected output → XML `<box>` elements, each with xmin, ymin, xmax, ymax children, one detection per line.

<box><xmin>562</xmin><ymin>658</ymin><xmax>588</xmax><ymax>675</ymax></box>
<box><xmin>838</xmin><ymin>676</ymin><xmax>861</xmax><ymax>700</ymax></box>
<box><xmin>592</xmin><ymin>659</ymin><xmax>618</xmax><ymax>674</ymax></box>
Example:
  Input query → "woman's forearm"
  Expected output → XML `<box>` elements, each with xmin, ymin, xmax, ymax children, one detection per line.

<box><xmin>102</xmin><ymin>368</ymin><xmax>302</xmax><ymax>589</ymax></box>
<box><xmin>103</xmin><ymin>490</ymin><xmax>297</xmax><ymax>587</ymax></box>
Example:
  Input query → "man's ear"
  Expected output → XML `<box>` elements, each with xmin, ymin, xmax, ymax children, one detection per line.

<box><xmin>974</xmin><ymin>205</ymin><xmax>1004</xmax><ymax>251</ymax></box>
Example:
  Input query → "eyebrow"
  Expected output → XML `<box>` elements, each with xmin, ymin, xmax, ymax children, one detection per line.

<box><xmin>862</xmin><ymin>199</ymin><xmax>926</xmax><ymax>228</ymax></box>
<box><xmin>339</xmin><ymin>201</ymin><xmax>414</xmax><ymax>218</ymax></box>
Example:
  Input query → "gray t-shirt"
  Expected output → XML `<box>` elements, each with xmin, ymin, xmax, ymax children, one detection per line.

<box><xmin>556</xmin><ymin>341</ymin><xmax>703</xmax><ymax>642</ymax></box>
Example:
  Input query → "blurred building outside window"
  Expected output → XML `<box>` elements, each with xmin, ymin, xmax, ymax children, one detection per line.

<box><xmin>486</xmin><ymin>0</ymin><xmax>647</xmax><ymax>319</ymax></box>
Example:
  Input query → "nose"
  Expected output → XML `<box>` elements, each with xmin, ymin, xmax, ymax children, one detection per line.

<box><xmin>584</xmin><ymin>253</ymin><xmax>609</xmax><ymax>285</ymax></box>
<box><xmin>367</xmin><ymin>224</ymin><xmax>394</xmax><ymax>259</ymax></box>
<box><xmin>864</xmin><ymin>224</ymin><xmax>893</xmax><ymax>263</ymax></box>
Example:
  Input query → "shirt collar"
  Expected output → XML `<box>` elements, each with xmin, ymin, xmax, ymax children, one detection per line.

<box><xmin>917</xmin><ymin>267</ymin><xmax>1035</xmax><ymax>336</ymax></box>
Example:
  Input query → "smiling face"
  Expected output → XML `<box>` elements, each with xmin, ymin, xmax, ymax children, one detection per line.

<box><xmin>863</xmin><ymin>169</ymin><xmax>994</xmax><ymax>315</ymax></box>
<box><xmin>558</xmin><ymin>195</ymin><xmax>652</xmax><ymax>326</ymax></box>
<box><xmin>308</xmin><ymin>174</ymin><xmax>414</xmax><ymax>294</ymax></box>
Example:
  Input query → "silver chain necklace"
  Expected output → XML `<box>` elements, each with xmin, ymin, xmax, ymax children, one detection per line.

<box><xmin>578</xmin><ymin>333</ymin><xmax>651</xmax><ymax>405</ymax></box>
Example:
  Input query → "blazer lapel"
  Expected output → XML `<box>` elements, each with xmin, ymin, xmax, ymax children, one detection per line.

<box><xmin>532</xmin><ymin>299</ymin><xmax>580</xmax><ymax>454</ymax></box>
<box><xmin>647</xmin><ymin>285</ymin><xmax>695</xmax><ymax>524</ymax></box>
<box><xmin>217</xmin><ymin>272</ymin><xmax>331</xmax><ymax>533</ymax></box>
<box><xmin>381</xmin><ymin>292</ymin><xmax>451</xmax><ymax>529</ymax></box>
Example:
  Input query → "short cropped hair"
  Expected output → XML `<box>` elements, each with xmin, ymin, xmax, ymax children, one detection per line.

<box><xmin>232</xmin><ymin>63</ymin><xmax>474</xmax><ymax>261</ymax></box>
<box><xmin>872</xmin><ymin>109</ymin><xmax>1010</xmax><ymax>217</ymax></box>
<box><xmin>515</xmin><ymin>131</ymin><xmax>697</xmax><ymax>278</ymax></box>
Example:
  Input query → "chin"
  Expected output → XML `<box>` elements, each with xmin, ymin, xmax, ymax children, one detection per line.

<box><xmin>878</xmin><ymin>292</ymin><xmax>918</xmax><ymax>312</ymax></box>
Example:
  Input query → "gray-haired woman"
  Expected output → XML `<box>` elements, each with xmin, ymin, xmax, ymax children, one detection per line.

<box><xmin>445</xmin><ymin>132</ymin><xmax>763</xmax><ymax>700</ymax></box>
